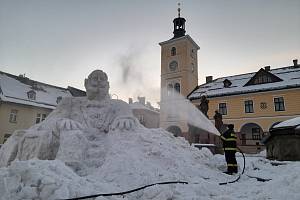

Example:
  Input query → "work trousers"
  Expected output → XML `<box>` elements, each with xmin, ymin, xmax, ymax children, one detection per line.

<box><xmin>225</xmin><ymin>151</ymin><xmax>238</xmax><ymax>173</ymax></box>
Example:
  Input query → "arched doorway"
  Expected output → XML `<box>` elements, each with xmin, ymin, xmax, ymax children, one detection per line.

<box><xmin>167</xmin><ymin>126</ymin><xmax>182</xmax><ymax>137</ymax></box>
<box><xmin>240</xmin><ymin>123</ymin><xmax>264</xmax><ymax>145</ymax></box>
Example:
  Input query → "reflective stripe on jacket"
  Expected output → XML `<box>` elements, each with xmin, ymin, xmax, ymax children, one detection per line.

<box><xmin>221</xmin><ymin>130</ymin><xmax>237</xmax><ymax>152</ymax></box>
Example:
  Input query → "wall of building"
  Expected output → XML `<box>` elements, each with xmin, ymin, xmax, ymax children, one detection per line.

<box><xmin>132</xmin><ymin>109</ymin><xmax>159</xmax><ymax>128</ymax></box>
<box><xmin>200</xmin><ymin>88</ymin><xmax>300</xmax><ymax>131</ymax></box>
<box><xmin>0</xmin><ymin>102</ymin><xmax>52</xmax><ymax>143</ymax></box>
<box><xmin>191</xmin><ymin>88</ymin><xmax>300</xmax><ymax>153</ymax></box>
<box><xmin>160</xmin><ymin>38</ymin><xmax>198</xmax><ymax>98</ymax></box>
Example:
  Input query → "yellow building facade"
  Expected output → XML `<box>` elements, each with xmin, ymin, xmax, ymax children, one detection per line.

<box><xmin>0</xmin><ymin>102</ymin><xmax>52</xmax><ymax>143</ymax></box>
<box><xmin>0</xmin><ymin>71</ymin><xmax>84</xmax><ymax>144</ymax></box>
<box><xmin>189</xmin><ymin>62</ymin><xmax>300</xmax><ymax>153</ymax></box>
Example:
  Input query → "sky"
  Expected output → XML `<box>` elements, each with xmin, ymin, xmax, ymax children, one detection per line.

<box><xmin>0</xmin><ymin>0</ymin><xmax>299</xmax><ymax>108</ymax></box>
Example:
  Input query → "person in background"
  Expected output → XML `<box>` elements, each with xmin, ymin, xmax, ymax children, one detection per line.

<box><xmin>220</xmin><ymin>124</ymin><xmax>238</xmax><ymax>174</ymax></box>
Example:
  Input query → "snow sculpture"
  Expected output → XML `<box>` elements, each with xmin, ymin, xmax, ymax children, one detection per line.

<box><xmin>0</xmin><ymin>70</ymin><xmax>140</xmax><ymax>169</ymax></box>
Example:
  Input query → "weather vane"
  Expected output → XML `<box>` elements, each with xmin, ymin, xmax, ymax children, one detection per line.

<box><xmin>177</xmin><ymin>2</ymin><xmax>181</xmax><ymax>17</ymax></box>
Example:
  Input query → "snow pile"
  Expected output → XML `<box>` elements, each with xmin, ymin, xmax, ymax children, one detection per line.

<box><xmin>1</xmin><ymin>128</ymin><xmax>300</xmax><ymax>199</ymax></box>
<box><xmin>274</xmin><ymin>116</ymin><xmax>300</xmax><ymax>128</ymax></box>
<box><xmin>0</xmin><ymin>127</ymin><xmax>222</xmax><ymax>200</ymax></box>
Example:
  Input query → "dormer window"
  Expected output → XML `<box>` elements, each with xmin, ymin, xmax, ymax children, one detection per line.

<box><xmin>56</xmin><ymin>96</ymin><xmax>62</xmax><ymax>104</ymax></box>
<box><xmin>244</xmin><ymin>68</ymin><xmax>283</xmax><ymax>86</ymax></box>
<box><xmin>27</xmin><ymin>90</ymin><xmax>36</xmax><ymax>100</ymax></box>
<box><xmin>171</xmin><ymin>47</ymin><xmax>176</xmax><ymax>56</ymax></box>
<box><xmin>223</xmin><ymin>79</ymin><xmax>232</xmax><ymax>88</ymax></box>
<box><xmin>253</xmin><ymin>75</ymin><xmax>272</xmax><ymax>84</ymax></box>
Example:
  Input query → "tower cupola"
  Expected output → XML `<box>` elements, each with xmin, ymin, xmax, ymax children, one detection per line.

<box><xmin>173</xmin><ymin>3</ymin><xmax>186</xmax><ymax>38</ymax></box>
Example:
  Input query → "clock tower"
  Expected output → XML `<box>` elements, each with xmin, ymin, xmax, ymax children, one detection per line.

<box><xmin>159</xmin><ymin>5</ymin><xmax>200</xmax><ymax>137</ymax></box>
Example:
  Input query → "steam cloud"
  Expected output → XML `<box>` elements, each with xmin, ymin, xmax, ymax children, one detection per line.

<box><xmin>161</xmin><ymin>87</ymin><xmax>220</xmax><ymax>136</ymax></box>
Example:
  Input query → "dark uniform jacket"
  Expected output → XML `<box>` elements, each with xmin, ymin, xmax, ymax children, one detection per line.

<box><xmin>220</xmin><ymin>129</ymin><xmax>237</xmax><ymax>151</ymax></box>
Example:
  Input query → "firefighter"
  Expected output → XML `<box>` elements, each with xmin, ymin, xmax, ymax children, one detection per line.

<box><xmin>220</xmin><ymin>124</ymin><xmax>238</xmax><ymax>174</ymax></box>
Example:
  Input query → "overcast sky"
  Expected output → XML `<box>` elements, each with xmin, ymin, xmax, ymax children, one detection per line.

<box><xmin>1</xmin><ymin>0</ymin><xmax>299</xmax><ymax>107</ymax></box>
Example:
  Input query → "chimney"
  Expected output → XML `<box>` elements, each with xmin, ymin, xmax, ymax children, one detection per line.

<box><xmin>128</xmin><ymin>98</ymin><xmax>133</xmax><ymax>104</ymax></box>
<box><xmin>293</xmin><ymin>59</ymin><xmax>298</xmax><ymax>67</ymax></box>
<box><xmin>206</xmin><ymin>76</ymin><xmax>213</xmax><ymax>83</ymax></box>
<box><xmin>146</xmin><ymin>101</ymin><xmax>153</xmax><ymax>109</ymax></box>
<box><xmin>137</xmin><ymin>96</ymin><xmax>145</xmax><ymax>105</ymax></box>
<box><xmin>264</xmin><ymin>66</ymin><xmax>270</xmax><ymax>71</ymax></box>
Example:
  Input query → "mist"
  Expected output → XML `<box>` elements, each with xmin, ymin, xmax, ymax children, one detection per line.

<box><xmin>161</xmin><ymin>87</ymin><xmax>220</xmax><ymax>136</ymax></box>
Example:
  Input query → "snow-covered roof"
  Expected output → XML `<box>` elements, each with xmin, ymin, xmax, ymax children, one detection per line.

<box><xmin>129</xmin><ymin>102</ymin><xmax>159</xmax><ymax>113</ymax></box>
<box><xmin>188</xmin><ymin>65</ymin><xmax>300</xmax><ymax>100</ymax></box>
<box><xmin>0</xmin><ymin>71</ymin><xmax>74</xmax><ymax>109</ymax></box>
<box><xmin>273</xmin><ymin>117</ymin><xmax>300</xmax><ymax>129</ymax></box>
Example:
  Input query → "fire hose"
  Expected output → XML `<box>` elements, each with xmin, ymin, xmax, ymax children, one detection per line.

<box><xmin>219</xmin><ymin>146</ymin><xmax>246</xmax><ymax>185</ymax></box>
<box><xmin>59</xmin><ymin>181</ymin><xmax>188</xmax><ymax>200</ymax></box>
<box><xmin>59</xmin><ymin>146</ymin><xmax>270</xmax><ymax>199</ymax></box>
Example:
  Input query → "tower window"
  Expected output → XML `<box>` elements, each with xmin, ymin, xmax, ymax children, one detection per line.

<box><xmin>174</xmin><ymin>83</ymin><xmax>180</xmax><ymax>93</ymax></box>
<box><xmin>169</xmin><ymin>61</ymin><xmax>178</xmax><ymax>72</ymax></box>
<box><xmin>167</xmin><ymin>84</ymin><xmax>173</xmax><ymax>96</ymax></box>
<box><xmin>171</xmin><ymin>47</ymin><xmax>176</xmax><ymax>56</ymax></box>
<box><xmin>191</xmin><ymin>63</ymin><xmax>194</xmax><ymax>72</ymax></box>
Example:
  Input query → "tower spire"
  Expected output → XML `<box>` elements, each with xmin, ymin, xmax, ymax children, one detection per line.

<box><xmin>177</xmin><ymin>3</ymin><xmax>181</xmax><ymax>17</ymax></box>
<box><xmin>173</xmin><ymin>3</ymin><xmax>186</xmax><ymax>38</ymax></box>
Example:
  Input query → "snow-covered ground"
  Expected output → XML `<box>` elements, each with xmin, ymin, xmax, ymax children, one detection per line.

<box><xmin>0</xmin><ymin>128</ymin><xmax>299</xmax><ymax>200</ymax></box>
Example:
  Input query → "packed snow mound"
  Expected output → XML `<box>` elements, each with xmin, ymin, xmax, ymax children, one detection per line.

<box><xmin>1</xmin><ymin>129</ymin><xmax>300</xmax><ymax>200</ymax></box>
<box><xmin>0</xmin><ymin>127</ymin><xmax>222</xmax><ymax>200</ymax></box>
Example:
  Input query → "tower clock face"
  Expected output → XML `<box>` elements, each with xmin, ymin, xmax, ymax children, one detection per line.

<box><xmin>169</xmin><ymin>61</ymin><xmax>178</xmax><ymax>72</ymax></box>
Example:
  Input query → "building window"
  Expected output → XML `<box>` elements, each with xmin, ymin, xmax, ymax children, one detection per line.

<box><xmin>174</xmin><ymin>83</ymin><xmax>180</xmax><ymax>93</ymax></box>
<box><xmin>56</xmin><ymin>96</ymin><xmax>62</xmax><ymax>104</ymax></box>
<box><xmin>9</xmin><ymin>109</ymin><xmax>18</xmax><ymax>123</ymax></box>
<box><xmin>274</xmin><ymin>97</ymin><xmax>285</xmax><ymax>111</ymax></box>
<box><xmin>138</xmin><ymin>115</ymin><xmax>145</xmax><ymax>125</ymax></box>
<box><xmin>219</xmin><ymin>103</ymin><xmax>227</xmax><ymax>115</ymax></box>
<box><xmin>36</xmin><ymin>113</ymin><xmax>47</xmax><ymax>124</ymax></box>
<box><xmin>27</xmin><ymin>90</ymin><xmax>36</xmax><ymax>100</ymax></box>
<box><xmin>244</xmin><ymin>100</ymin><xmax>254</xmax><ymax>113</ymax></box>
<box><xmin>252</xmin><ymin>128</ymin><xmax>261</xmax><ymax>140</ymax></box>
<box><xmin>171</xmin><ymin>47</ymin><xmax>176</xmax><ymax>56</ymax></box>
